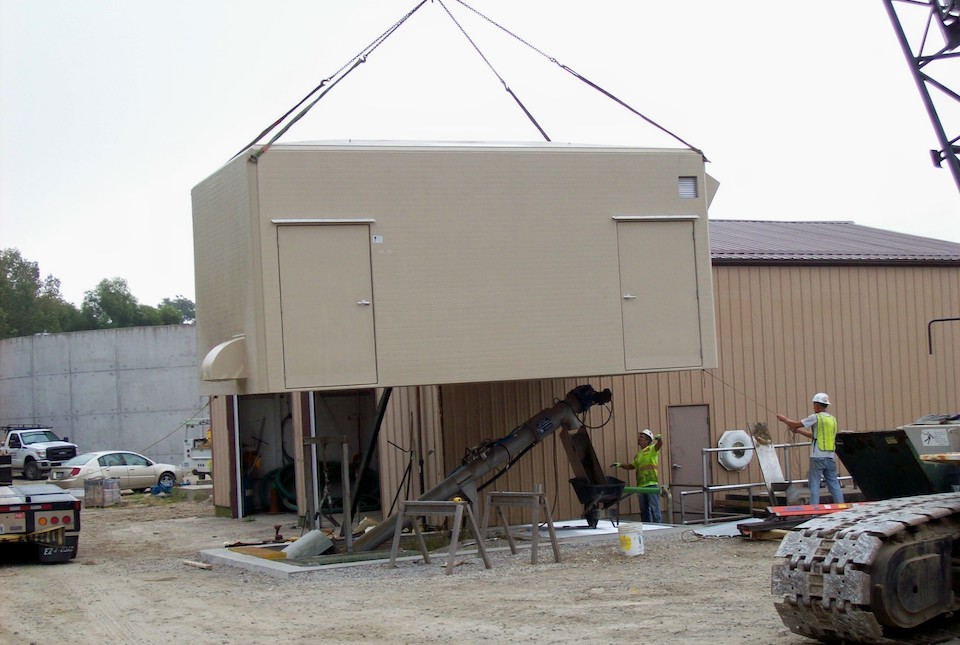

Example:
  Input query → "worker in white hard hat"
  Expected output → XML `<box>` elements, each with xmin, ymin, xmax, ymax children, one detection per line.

<box><xmin>775</xmin><ymin>393</ymin><xmax>844</xmax><ymax>505</ymax></box>
<box><xmin>611</xmin><ymin>428</ymin><xmax>663</xmax><ymax>523</ymax></box>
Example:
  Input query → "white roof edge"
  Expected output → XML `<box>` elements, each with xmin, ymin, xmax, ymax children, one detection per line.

<box><xmin>258</xmin><ymin>140</ymin><xmax>700</xmax><ymax>153</ymax></box>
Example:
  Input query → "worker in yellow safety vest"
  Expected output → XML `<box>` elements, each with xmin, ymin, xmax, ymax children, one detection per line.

<box><xmin>776</xmin><ymin>392</ymin><xmax>844</xmax><ymax>505</ymax></box>
<box><xmin>612</xmin><ymin>428</ymin><xmax>663</xmax><ymax>523</ymax></box>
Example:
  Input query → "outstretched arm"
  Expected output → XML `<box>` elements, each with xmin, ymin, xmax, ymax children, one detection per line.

<box><xmin>777</xmin><ymin>414</ymin><xmax>811</xmax><ymax>439</ymax></box>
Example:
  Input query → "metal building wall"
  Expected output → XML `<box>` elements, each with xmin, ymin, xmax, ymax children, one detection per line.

<box><xmin>208</xmin><ymin>394</ymin><xmax>236</xmax><ymax>514</ymax></box>
<box><xmin>432</xmin><ymin>264</ymin><xmax>960</xmax><ymax>522</ymax></box>
<box><xmin>376</xmin><ymin>386</ymin><xmax>445</xmax><ymax>518</ymax></box>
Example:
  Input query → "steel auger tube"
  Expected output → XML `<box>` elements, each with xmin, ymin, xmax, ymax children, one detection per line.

<box><xmin>352</xmin><ymin>384</ymin><xmax>611</xmax><ymax>552</ymax></box>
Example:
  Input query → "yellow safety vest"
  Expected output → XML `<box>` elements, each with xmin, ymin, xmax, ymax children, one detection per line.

<box><xmin>813</xmin><ymin>413</ymin><xmax>838</xmax><ymax>452</ymax></box>
<box><xmin>632</xmin><ymin>445</ymin><xmax>659</xmax><ymax>487</ymax></box>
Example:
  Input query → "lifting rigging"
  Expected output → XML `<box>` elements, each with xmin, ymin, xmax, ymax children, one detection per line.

<box><xmin>232</xmin><ymin>0</ymin><xmax>705</xmax><ymax>161</ymax></box>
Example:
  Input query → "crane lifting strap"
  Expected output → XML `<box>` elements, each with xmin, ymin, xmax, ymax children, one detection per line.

<box><xmin>236</xmin><ymin>0</ymin><xmax>705</xmax><ymax>162</ymax></box>
<box><xmin>453</xmin><ymin>0</ymin><xmax>706</xmax><ymax>159</ymax></box>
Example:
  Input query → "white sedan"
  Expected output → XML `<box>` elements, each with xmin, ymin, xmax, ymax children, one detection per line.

<box><xmin>47</xmin><ymin>451</ymin><xmax>179</xmax><ymax>491</ymax></box>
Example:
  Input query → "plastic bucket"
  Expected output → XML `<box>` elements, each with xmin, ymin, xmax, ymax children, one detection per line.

<box><xmin>618</xmin><ymin>522</ymin><xmax>644</xmax><ymax>556</ymax></box>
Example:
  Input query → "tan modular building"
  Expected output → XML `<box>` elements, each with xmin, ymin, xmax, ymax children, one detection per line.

<box><xmin>193</xmin><ymin>141</ymin><xmax>718</xmax><ymax>394</ymax></box>
<box><xmin>194</xmin><ymin>146</ymin><xmax>959</xmax><ymax>527</ymax></box>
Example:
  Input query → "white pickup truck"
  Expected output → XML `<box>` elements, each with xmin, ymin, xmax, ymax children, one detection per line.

<box><xmin>0</xmin><ymin>426</ymin><xmax>78</xmax><ymax>480</ymax></box>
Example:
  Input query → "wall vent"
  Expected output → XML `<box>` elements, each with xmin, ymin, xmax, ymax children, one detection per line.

<box><xmin>678</xmin><ymin>176</ymin><xmax>698</xmax><ymax>199</ymax></box>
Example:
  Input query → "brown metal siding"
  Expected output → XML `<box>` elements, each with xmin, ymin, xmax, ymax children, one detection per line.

<box><xmin>376</xmin><ymin>386</ymin><xmax>444</xmax><ymax>516</ymax></box>
<box><xmin>209</xmin><ymin>395</ymin><xmax>237</xmax><ymax>515</ymax></box>
<box><xmin>417</xmin><ymin>264</ymin><xmax>959</xmax><ymax>522</ymax></box>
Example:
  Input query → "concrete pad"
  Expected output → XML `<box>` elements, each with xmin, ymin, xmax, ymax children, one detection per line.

<box><xmin>198</xmin><ymin>544</ymin><xmax>458</xmax><ymax>579</ymax></box>
<box><xmin>197</xmin><ymin>517</ymin><xmax>683</xmax><ymax>578</ymax></box>
<box><xmin>520</xmin><ymin>518</ymin><xmax>674</xmax><ymax>541</ymax></box>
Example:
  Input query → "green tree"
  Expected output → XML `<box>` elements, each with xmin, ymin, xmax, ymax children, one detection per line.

<box><xmin>1</xmin><ymin>248</ymin><xmax>194</xmax><ymax>338</ymax></box>
<box><xmin>135</xmin><ymin>303</ymin><xmax>183</xmax><ymax>325</ymax></box>
<box><xmin>0</xmin><ymin>248</ymin><xmax>81</xmax><ymax>338</ymax></box>
<box><xmin>35</xmin><ymin>275</ymin><xmax>87</xmax><ymax>333</ymax></box>
<box><xmin>81</xmin><ymin>278</ymin><xmax>141</xmax><ymax>328</ymax></box>
<box><xmin>81</xmin><ymin>279</ymin><xmax>191</xmax><ymax>328</ymax></box>
<box><xmin>161</xmin><ymin>295</ymin><xmax>195</xmax><ymax>323</ymax></box>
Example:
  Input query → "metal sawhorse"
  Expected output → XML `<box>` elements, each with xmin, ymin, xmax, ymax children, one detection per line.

<box><xmin>388</xmin><ymin>500</ymin><xmax>492</xmax><ymax>574</ymax></box>
<box><xmin>481</xmin><ymin>491</ymin><xmax>562</xmax><ymax>564</ymax></box>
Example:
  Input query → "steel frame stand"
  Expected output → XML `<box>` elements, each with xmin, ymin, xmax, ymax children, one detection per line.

<box><xmin>388</xmin><ymin>500</ymin><xmax>492</xmax><ymax>575</ymax></box>
<box><xmin>481</xmin><ymin>491</ymin><xmax>562</xmax><ymax>564</ymax></box>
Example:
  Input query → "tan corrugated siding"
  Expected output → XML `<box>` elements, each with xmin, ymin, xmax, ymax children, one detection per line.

<box><xmin>209</xmin><ymin>395</ymin><xmax>236</xmax><ymax>513</ymax></box>
<box><xmin>421</xmin><ymin>264</ymin><xmax>959</xmax><ymax>522</ymax></box>
<box><xmin>377</xmin><ymin>386</ymin><xmax>444</xmax><ymax>516</ymax></box>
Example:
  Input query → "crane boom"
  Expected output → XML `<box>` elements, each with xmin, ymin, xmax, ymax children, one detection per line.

<box><xmin>883</xmin><ymin>0</ymin><xmax>960</xmax><ymax>195</ymax></box>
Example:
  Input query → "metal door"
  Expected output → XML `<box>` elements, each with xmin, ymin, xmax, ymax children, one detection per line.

<box><xmin>667</xmin><ymin>404</ymin><xmax>710</xmax><ymax>523</ymax></box>
<box><xmin>278</xmin><ymin>224</ymin><xmax>377</xmax><ymax>388</ymax></box>
<box><xmin>617</xmin><ymin>220</ymin><xmax>703</xmax><ymax>370</ymax></box>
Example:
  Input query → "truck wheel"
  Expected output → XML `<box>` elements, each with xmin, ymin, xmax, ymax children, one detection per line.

<box><xmin>23</xmin><ymin>460</ymin><xmax>40</xmax><ymax>480</ymax></box>
<box><xmin>158</xmin><ymin>471</ymin><xmax>177</xmax><ymax>488</ymax></box>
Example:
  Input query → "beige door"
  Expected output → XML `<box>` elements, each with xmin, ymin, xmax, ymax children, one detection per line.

<box><xmin>618</xmin><ymin>220</ymin><xmax>702</xmax><ymax>369</ymax></box>
<box><xmin>278</xmin><ymin>225</ymin><xmax>377</xmax><ymax>388</ymax></box>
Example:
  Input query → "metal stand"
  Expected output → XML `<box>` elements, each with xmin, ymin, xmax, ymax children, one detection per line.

<box><xmin>388</xmin><ymin>500</ymin><xmax>492</xmax><ymax>575</ymax></box>
<box><xmin>304</xmin><ymin>435</ymin><xmax>352</xmax><ymax>552</ymax></box>
<box><xmin>481</xmin><ymin>491</ymin><xmax>561</xmax><ymax>564</ymax></box>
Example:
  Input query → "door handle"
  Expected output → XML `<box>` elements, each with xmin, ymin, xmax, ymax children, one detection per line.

<box><xmin>622</xmin><ymin>294</ymin><xmax>637</xmax><ymax>300</ymax></box>
<box><xmin>356</xmin><ymin>300</ymin><xmax>371</xmax><ymax>306</ymax></box>
<box><xmin>672</xmin><ymin>463</ymin><xmax>682</xmax><ymax>470</ymax></box>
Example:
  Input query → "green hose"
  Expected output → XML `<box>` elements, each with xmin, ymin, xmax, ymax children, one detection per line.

<box><xmin>257</xmin><ymin>465</ymin><xmax>297</xmax><ymax>511</ymax></box>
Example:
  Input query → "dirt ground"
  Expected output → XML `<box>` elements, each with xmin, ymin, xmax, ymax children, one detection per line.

<box><xmin>0</xmin><ymin>493</ymin><xmax>815</xmax><ymax>645</ymax></box>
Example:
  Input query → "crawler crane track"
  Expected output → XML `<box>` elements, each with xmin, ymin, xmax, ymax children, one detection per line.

<box><xmin>772</xmin><ymin>492</ymin><xmax>960</xmax><ymax>644</ymax></box>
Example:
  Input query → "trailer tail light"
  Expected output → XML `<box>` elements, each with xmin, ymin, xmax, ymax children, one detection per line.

<box><xmin>62</xmin><ymin>515</ymin><xmax>72</xmax><ymax>525</ymax></box>
<box><xmin>50</xmin><ymin>516</ymin><xmax>60</xmax><ymax>525</ymax></box>
<box><xmin>38</xmin><ymin>517</ymin><xmax>47</xmax><ymax>526</ymax></box>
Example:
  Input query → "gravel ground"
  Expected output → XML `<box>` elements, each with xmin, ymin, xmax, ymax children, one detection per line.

<box><xmin>0</xmin><ymin>493</ymin><xmax>815</xmax><ymax>645</ymax></box>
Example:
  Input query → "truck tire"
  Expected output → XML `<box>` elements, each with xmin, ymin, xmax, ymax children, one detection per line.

<box><xmin>23</xmin><ymin>459</ymin><xmax>40</xmax><ymax>480</ymax></box>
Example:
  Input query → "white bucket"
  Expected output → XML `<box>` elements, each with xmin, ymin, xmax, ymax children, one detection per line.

<box><xmin>618</xmin><ymin>522</ymin><xmax>644</xmax><ymax>556</ymax></box>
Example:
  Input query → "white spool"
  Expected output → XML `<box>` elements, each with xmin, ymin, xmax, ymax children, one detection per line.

<box><xmin>717</xmin><ymin>429</ymin><xmax>754</xmax><ymax>471</ymax></box>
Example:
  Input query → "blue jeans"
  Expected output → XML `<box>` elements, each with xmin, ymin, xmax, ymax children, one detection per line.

<box><xmin>640</xmin><ymin>492</ymin><xmax>662</xmax><ymax>524</ymax></box>
<box><xmin>808</xmin><ymin>457</ymin><xmax>843</xmax><ymax>505</ymax></box>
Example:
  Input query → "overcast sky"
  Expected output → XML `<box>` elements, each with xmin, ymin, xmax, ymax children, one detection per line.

<box><xmin>2</xmin><ymin>1</ymin><xmax>959</xmax><ymax>307</ymax></box>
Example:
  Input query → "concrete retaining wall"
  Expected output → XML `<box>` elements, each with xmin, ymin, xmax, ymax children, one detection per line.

<box><xmin>0</xmin><ymin>325</ymin><xmax>206</xmax><ymax>466</ymax></box>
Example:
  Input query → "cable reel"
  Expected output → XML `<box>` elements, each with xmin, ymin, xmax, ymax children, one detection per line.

<box><xmin>717</xmin><ymin>429</ymin><xmax>754</xmax><ymax>471</ymax></box>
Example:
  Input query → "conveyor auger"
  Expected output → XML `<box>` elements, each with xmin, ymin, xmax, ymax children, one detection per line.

<box><xmin>352</xmin><ymin>384</ymin><xmax>612</xmax><ymax>552</ymax></box>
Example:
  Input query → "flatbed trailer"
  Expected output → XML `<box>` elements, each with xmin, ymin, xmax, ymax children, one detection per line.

<box><xmin>0</xmin><ymin>483</ymin><xmax>81</xmax><ymax>563</ymax></box>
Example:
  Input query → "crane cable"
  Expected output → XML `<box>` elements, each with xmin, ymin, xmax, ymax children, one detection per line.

<box><xmin>452</xmin><ymin>0</ymin><xmax>707</xmax><ymax>160</ymax></box>
<box><xmin>231</xmin><ymin>0</ymin><xmax>430</xmax><ymax>161</ymax></box>
<box><xmin>700</xmin><ymin>369</ymin><xmax>806</xmax><ymax>476</ymax></box>
<box><xmin>435</xmin><ymin>0</ymin><xmax>550</xmax><ymax>141</ymax></box>
<box><xmin>233</xmin><ymin>0</ymin><xmax>706</xmax><ymax>160</ymax></box>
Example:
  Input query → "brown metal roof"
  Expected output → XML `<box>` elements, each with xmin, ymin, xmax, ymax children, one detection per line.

<box><xmin>709</xmin><ymin>220</ymin><xmax>960</xmax><ymax>265</ymax></box>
